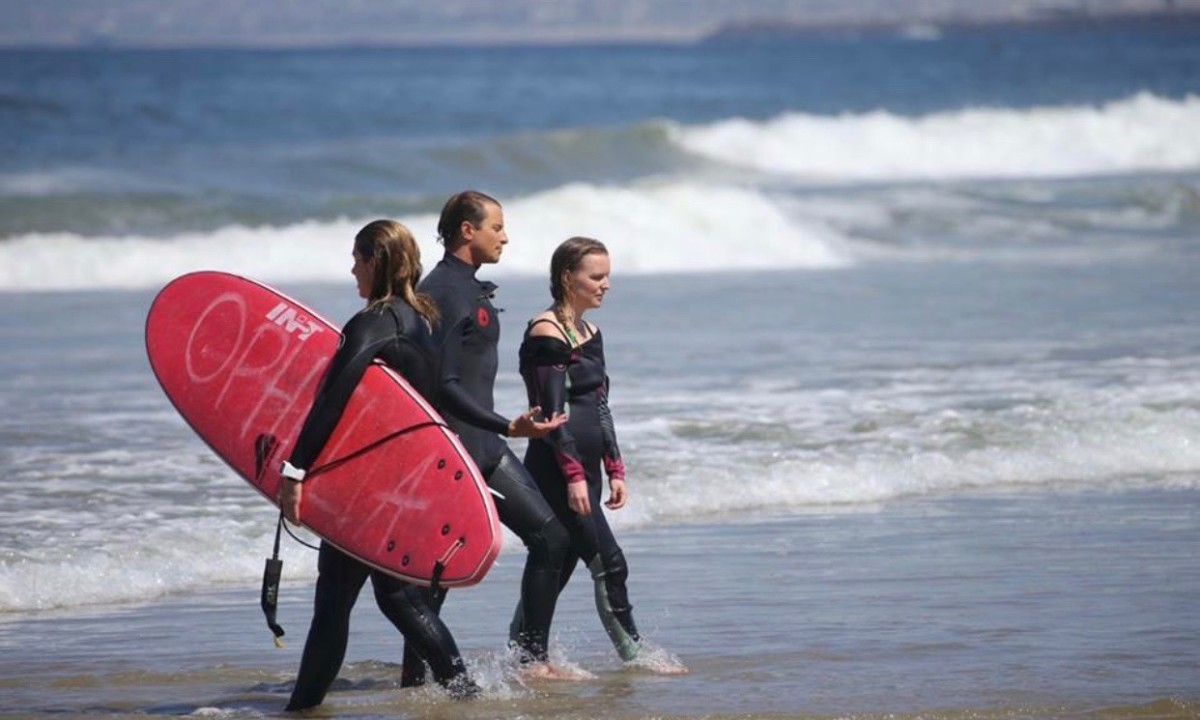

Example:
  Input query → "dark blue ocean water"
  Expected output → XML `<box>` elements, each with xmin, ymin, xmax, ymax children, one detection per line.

<box><xmin>3</xmin><ymin>23</ymin><xmax>1200</xmax><ymax>239</ymax></box>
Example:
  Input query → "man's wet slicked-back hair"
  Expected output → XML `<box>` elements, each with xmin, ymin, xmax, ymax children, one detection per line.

<box><xmin>436</xmin><ymin>190</ymin><xmax>500</xmax><ymax>249</ymax></box>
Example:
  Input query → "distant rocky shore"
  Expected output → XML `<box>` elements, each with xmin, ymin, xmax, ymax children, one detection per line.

<box><xmin>703</xmin><ymin>7</ymin><xmax>1200</xmax><ymax>41</ymax></box>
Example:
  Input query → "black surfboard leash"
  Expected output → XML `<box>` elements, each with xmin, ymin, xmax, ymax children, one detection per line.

<box><xmin>305</xmin><ymin>420</ymin><xmax>449</xmax><ymax>478</ymax></box>
<box><xmin>260</xmin><ymin>510</ymin><xmax>286</xmax><ymax>648</ymax></box>
<box><xmin>257</xmin><ymin>419</ymin><xmax>453</xmax><ymax>646</ymax></box>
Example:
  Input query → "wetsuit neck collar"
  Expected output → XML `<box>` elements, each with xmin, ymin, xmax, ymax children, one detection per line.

<box><xmin>440</xmin><ymin>252</ymin><xmax>481</xmax><ymax>276</ymax></box>
<box><xmin>439</xmin><ymin>253</ymin><xmax>498</xmax><ymax>294</ymax></box>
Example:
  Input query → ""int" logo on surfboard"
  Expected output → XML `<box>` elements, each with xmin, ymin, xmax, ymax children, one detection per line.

<box><xmin>265</xmin><ymin>301</ymin><xmax>324</xmax><ymax>341</ymax></box>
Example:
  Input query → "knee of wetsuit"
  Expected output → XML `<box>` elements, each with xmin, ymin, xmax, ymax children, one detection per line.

<box><xmin>526</xmin><ymin>517</ymin><xmax>570</xmax><ymax>568</ymax></box>
<box><xmin>591</xmin><ymin>549</ymin><xmax>629</xmax><ymax>585</ymax></box>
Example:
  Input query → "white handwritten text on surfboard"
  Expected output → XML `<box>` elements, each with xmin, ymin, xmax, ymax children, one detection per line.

<box><xmin>185</xmin><ymin>292</ymin><xmax>330</xmax><ymax>442</ymax></box>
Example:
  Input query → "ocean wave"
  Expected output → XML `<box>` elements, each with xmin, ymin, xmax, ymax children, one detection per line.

<box><xmin>3</xmin><ymin>357</ymin><xmax>1196</xmax><ymax>613</ymax></box>
<box><xmin>6</xmin><ymin>400</ymin><xmax>1194</xmax><ymax>613</ymax></box>
<box><xmin>618</xmin><ymin>381</ymin><xmax>1200</xmax><ymax>524</ymax></box>
<box><xmin>0</xmin><ymin>517</ymin><xmax>312</xmax><ymax>613</ymax></box>
<box><xmin>0</xmin><ymin>181</ymin><xmax>853</xmax><ymax>292</ymax></box>
<box><xmin>0</xmin><ymin>122</ymin><xmax>681</xmax><ymax>201</ymax></box>
<box><xmin>671</xmin><ymin>92</ymin><xmax>1200</xmax><ymax>181</ymax></box>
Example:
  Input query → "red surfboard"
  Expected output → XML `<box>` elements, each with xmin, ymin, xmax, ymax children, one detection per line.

<box><xmin>145</xmin><ymin>271</ymin><xmax>501</xmax><ymax>587</ymax></box>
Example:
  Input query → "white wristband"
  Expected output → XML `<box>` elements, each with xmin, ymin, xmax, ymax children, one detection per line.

<box><xmin>279</xmin><ymin>461</ymin><xmax>307</xmax><ymax>482</ymax></box>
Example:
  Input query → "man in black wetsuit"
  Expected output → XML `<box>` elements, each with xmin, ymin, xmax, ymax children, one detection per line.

<box><xmin>277</xmin><ymin>220</ymin><xmax>476</xmax><ymax>710</ymax></box>
<box><xmin>402</xmin><ymin>190</ymin><xmax>577</xmax><ymax>680</ymax></box>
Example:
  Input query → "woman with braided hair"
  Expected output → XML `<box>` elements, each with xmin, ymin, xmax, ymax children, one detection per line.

<box><xmin>513</xmin><ymin>236</ymin><xmax>685</xmax><ymax>672</ymax></box>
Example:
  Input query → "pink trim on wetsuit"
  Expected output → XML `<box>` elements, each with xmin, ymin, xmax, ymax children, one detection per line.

<box><xmin>556</xmin><ymin>450</ymin><xmax>587</xmax><ymax>484</ymax></box>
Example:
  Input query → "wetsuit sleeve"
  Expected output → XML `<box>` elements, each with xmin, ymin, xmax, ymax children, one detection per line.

<box><xmin>436</xmin><ymin>312</ymin><xmax>511</xmax><ymax>436</ymax></box>
<box><xmin>597</xmin><ymin>375</ymin><xmax>625</xmax><ymax>481</ymax></box>
<box><xmin>525</xmin><ymin>337</ymin><xmax>587</xmax><ymax>485</ymax></box>
<box><xmin>286</xmin><ymin>311</ymin><xmax>391</xmax><ymax>471</ymax></box>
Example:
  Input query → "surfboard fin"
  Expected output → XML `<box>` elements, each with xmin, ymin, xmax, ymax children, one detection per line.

<box><xmin>430</xmin><ymin>537</ymin><xmax>466</xmax><ymax>592</ymax></box>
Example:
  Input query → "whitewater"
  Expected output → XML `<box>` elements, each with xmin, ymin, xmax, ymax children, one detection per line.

<box><xmin>3</xmin><ymin>93</ymin><xmax>1199</xmax><ymax>291</ymax></box>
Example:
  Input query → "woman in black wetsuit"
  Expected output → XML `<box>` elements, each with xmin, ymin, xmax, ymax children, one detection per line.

<box><xmin>515</xmin><ymin>237</ymin><xmax>685</xmax><ymax>671</ymax></box>
<box><xmin>404</xmin><ymin>190</ymin><xmax>583</xmax><ymax>681</ymax></box>
<box><xmin>277</xmin><ymin>220</ymin><xmax>477</xmax><ymax>711</ymax></box>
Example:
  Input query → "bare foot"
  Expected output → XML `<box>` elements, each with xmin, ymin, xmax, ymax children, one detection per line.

<box><xmin>520</xmin><ymin>662</ymin><xmax>595</xmax><ymax>681</ymax></box>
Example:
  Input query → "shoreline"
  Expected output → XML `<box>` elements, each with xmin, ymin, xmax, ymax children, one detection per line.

<box><xmin>3</xmin><ymin>487</ymin><xmax>1197</xmax><ymax>719</ymax></box>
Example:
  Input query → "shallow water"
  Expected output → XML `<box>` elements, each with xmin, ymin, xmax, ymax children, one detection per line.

<box><xmin>2</xmin><ymin>487</ymin><xmax>1197</xmax><ymax>719</ymax></box>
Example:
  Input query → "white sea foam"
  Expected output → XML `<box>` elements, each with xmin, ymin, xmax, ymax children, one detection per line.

<box><xmin>0</xmin><ymin>219</ymin><xmax>377</xmax><ymax>293</ymax></box>
<box><xmin>615</xmin><ymin>407</ymin><xmax>1200</xmax><ymax>527</ymax></box>
<box><xmin>7</xmin><ymin>95</ymin><xmax>1197</xmax><ymax>293</ymax></box>
<box><xmin>610</xmin><ymin>359</ymin><xmax>1200</xmax><ymax>525</ymax></box>
<box><xmin>3</xmin><ymin>364</ymin><xmax>1196</xmax><ymax>613</ymax></box>
<box><xmin>0</xmin><ymin>181</ymin><xmax>852</xmax><ymax>292</ymax></box>
<box><xmin>0</xmin><ymin>510</ymin><xmax>524</xmax><ymax>614</ymax></box>
<box><xmin>0</xmin><ymin>515</ymin><xmax>313</xmax><ymax>613</ymax></box>
<box><xmin>672</xmin><ymin>93</ymin><xmax>1200</xmax><ymax>181</ymax></box>
<box><xmin>503</xmin><ymin>182</ymin><xmax>851</xmax><ymax>274</ymax></box>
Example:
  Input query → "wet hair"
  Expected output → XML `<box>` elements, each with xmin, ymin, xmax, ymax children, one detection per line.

<box><xmin>436</xmin><ymin>190</ymin><xmax>500</xmax><ymax>249</ymax></box>
<box><xmin>354</xmin><ymin>219</ymin><xmax>439</xmax><ymax>326</ymax></box>
<box><xmin>550</xmin><ymin>236</ymin><xmax>609</xmax><ymax>308</ymax></box>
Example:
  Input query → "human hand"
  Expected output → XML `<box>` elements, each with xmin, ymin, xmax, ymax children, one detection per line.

<box><xmin>568</xmin><ymin>481</ymin><xmax>591</xmax><ymax>515</ymax></box>
<box><xmin>508</xmin><ymin>407</ymin><xmax>567</xmax><ymax>439</ymax></box>
<box><xmin>605</xmin><ymin>478</ymin><xmax>627</xmax><ymax>510</ymax></box>
<box><xmin>279</xmin><ymin>479</ymin><xmax>303</xmax><ymax>524</ymax></box>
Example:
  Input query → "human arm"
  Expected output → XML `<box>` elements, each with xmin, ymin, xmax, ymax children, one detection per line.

<box><xmin>522</xmin><ymin>332</ymin><xmax>591</xmax><ymax>512</ymax></box>
<box><xmin>437</xmin><ymin>310</ymin><xmax>564</xmax><ymax>438</ymax></box>
<box><xmin>279</xmin><ymin>311</ymin><xmax>390</xmax><ymax>524</ymax></box>
<box><xmin>597</xmin><ymin>374</ymin><xmax>627</xmax><ymax>510</ymax></box>
<box><xmin>436</xmin><ymin>313</ymin><xmax>513</xmax><ymax>434</ymax></box>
